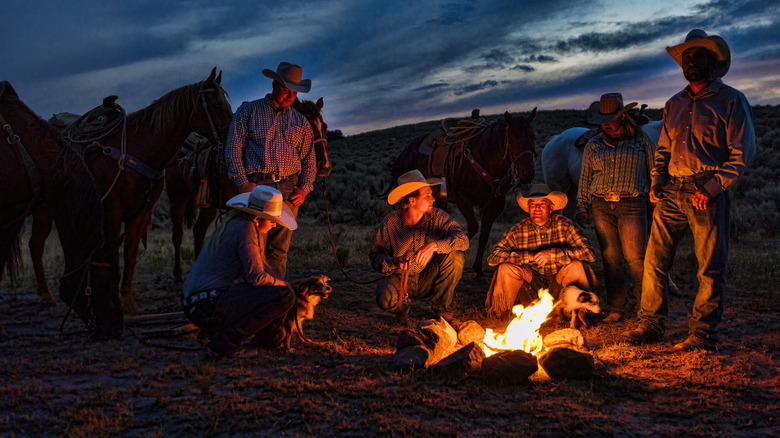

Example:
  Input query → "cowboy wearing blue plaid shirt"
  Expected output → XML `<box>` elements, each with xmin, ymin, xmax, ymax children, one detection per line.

<box><xmin>226</xmin><ymin>62</ymin><xmax>315</xmax><ymax>280</ymax></box>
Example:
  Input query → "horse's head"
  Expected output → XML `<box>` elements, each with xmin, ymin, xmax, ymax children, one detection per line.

<box><xmin>60</xmin><ymin>261</ymin><xmax>125</xmax><ymax>340</ymax></box>
<box><xmin>293</xmin><ymin>97</ymin><xmax>331</xmax><ymax>177</ymax></box>
<box><xmin>192</xmin><ymin>67</ymin><xmax>234</xmax><ymax>145</ymax></box>
<box><xmin>504</xmin><ymin>108</ymin><xmax>537</xmax><ymax>183</ymax></box>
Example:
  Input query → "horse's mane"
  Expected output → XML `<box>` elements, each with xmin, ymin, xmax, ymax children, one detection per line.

<box><xmin>131</xmin><ymin>80</ymin><xmax>228</xmax><ymax>133</ymax></box>
<box><xmin>293</xmin><ymin>99</ymin><xmax>321</xmax><ymax>118</ymax></box>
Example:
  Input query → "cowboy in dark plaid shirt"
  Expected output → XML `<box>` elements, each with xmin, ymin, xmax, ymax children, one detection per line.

<box><xmin>225</xmin><ymin>62</ymin><xmax>315</xmax><ymax>280</ymax></box>
<box><xmin>485</xmin><ymin>184</ymin><xmax>596</xmax><ymax>318</ymax></box>
<box><xmin>369</xmin><ymin>170</ymin><xmax>469</xmax><ymax>324</ymax></box>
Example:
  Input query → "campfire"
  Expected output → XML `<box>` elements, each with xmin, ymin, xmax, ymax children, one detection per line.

<box><xmin>481</xmin><ymin>289</ymin><xmax>555</xmax><ymax>357</ymax></box>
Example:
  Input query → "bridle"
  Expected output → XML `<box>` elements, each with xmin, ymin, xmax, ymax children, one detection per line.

<box><xmin>0</xmin><ymin>111</ymin><xmax>43</xmax><ymax>230</ymax></box>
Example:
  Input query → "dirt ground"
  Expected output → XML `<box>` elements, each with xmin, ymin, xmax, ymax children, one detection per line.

<box><xmin>0</xmin><ymin>217</ymin><xmax>778</xmax><ymax>437</ymax></box>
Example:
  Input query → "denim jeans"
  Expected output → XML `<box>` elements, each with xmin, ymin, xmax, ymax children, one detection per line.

<box><xmin>639</xmin><ymin>177</ymin><xmax>730</xmax><ymax>343</ymax></box>
<box><xmin>376</xmin><ymin>251</ymin><xmax>464</xmax><ymax>315</ymax></box>
<box><xmin>592</xmin><ymin>196</ymin><xmax>648</xmax><ymax>316</ymax></box>
<box><xmin>185</xmin><ymin>282</ymin><xmax>295</xmax><ymax>355</ymax></box>
<box><xmin>248</xmin><ymin>176</ymin><xmax>300</xmax><ymax>280</ymax></box>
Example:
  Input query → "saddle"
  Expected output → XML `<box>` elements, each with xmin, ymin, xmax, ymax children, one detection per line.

<box><xmin>419</xmin><ymin>109</ymin><xmax>486</xmax><ymax>177</ymax></box>
<box><xmin>180</xmin><ymin>131</ymin><xmax>219</xmax><ymax>208</ymax></box>
<box><xmin>50</xmin><ymin>96</ymin><xmax>126</xmax><ymax>144</ymax></box>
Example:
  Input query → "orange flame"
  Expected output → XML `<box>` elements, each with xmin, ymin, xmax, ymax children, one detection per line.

<box><xmin>481</xmin><ymin>289</ymin><xmax>554</xmax><ymax>357</ymax></box>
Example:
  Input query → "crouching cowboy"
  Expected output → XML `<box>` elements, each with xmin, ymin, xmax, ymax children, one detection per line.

<box><xmin>182</xmin><ymin>185</ymin><xmax>297</xmax><ymax>358</ymax></box>
<box><xmin>485</xmin><ymin>184</ymin><xmax>598</xmax><ymax>318</ymax></box>
<box><xmin>369</xmin><ymin>170</ymin><xmax>469</xmax><ymax>324</ymax></box>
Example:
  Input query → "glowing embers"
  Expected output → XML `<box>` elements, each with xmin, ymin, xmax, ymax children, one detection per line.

<box><xmin>481</xmin><ymin>289</ymin><xmax>554</xmax><ymax>357</ymax></box>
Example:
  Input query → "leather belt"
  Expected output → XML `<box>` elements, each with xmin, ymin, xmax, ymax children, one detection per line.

<box><xmin>601</xmin><ymin>191</ymin><xmax>636</xmax><ymax>202</ymax></box>
<box><xmin>670</xmin><ymin>170</ymin><xmax>716</xmax><ymax>185</ymax></box>
<box><xmin>249</xmin><ymin>172</ymin><xmax>299</xmax><ymax>183</ymax></box>
<box><xmin>182</xmin><ymin>289</ymin><xmax>222</xmax><ymax>308</ymax></box>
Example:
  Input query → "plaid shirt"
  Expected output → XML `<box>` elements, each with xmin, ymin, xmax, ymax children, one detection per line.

<box><xmin>487</xmin><ymin>214</ymin><xmax>595</xmax><ymax>277</ymax></box>
<box><xmin>225</xmin><ymin>96</ymin><xmax>316</xmax><ymax>194</ymax></box>
<box><xmin>577</xmin><ymin>131</ymin><xmax>654</xmax><ymax>212</ymax></box>
<box><xmin>369</xmin><ymin>208</ymin><xmax>469</xmax><ymax>276</ymax></box>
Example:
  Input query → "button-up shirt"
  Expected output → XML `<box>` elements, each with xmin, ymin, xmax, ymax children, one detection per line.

<box><xmin>183</xmin><ymin>212</ymin><xmax>277</xmax><ymax>301</ymax></box>
<box><xmin>487</xmin><ymin>214</ymin><xmax>595</xmax><ymax>277</ymax></box>
<box><xmin>225</xmin><ymin>96</ymin><xmax>316</xmax><ymax>194</ymax></box>
<box><xmin>654</xmin><ymin>78</ymin><xmax>755</xmax><ymax>197</ymax></box>
<box><xmin>577</xmin><ymin>131</ymin><xmax>654</xmax><ymax>212</ymax></box>
<box><xmin>369</xmin><ymin>208</ymin><xmax>469</xmax><ymax>277</ymax></box>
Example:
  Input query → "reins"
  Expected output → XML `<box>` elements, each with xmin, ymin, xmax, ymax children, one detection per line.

<box><xmin>0</xmin><ymin>111</ymin><xmax>43</xmax><ymax>230</ymax></box>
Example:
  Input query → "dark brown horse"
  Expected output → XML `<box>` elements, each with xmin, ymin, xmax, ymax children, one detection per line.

<box><xmin>391</xmin><ymin>109</ymin><xmax>537</xmax><ymax>276</ymax></box>
<box><xmin>165</xmin><ymin>97</ymin><xmax>330</xmax><ymax>282</ymax></box>
<box><xmin>29</xmin><ymin>68</ymin><xmax>234</xmax><ymax>309</ymax></box>
<box><xmin>0</xmin><ymin>81</ymin><xmax>123</xmax><ymax>339</ymax></box>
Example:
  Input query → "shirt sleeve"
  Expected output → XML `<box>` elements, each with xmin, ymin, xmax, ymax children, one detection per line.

<box><xmin>577</xmin><ymin>140</ymin><xmax>597</xmax><ymax>212</ymax></box>
<box><xmin>225</xmin><ymin>105</ymin><xmax>250</xmax><ymax>187</ymax></box>
<box><xmin>702</xmin><ymin>93</ymin><xmax>756</xmax><ymax>197</ymax></box>
<box><xmin>555</xmin><ymin>218</ymin><xmax>596</xmax><ymax>265</ymax></box>
<box><xmin>487</xmin><ymin>225</ymin><xmax>532</xmax><ymax>267</ymax></box>
<box><xmin>296</xmin><ymin>118</ymin><xmax>316</xmax><ymax>195</ymax></box>
<box><xmin>433</xmin><ymin>211</ymin><xmax>469</xmax><ymax>253</ymax></box>
<box><xmin>652</xmin><ymin>103</ymin><xmax>673</xmax><ymax>188</ymax></box>
<box><xmin>237</xmin><ymin>221</ymin><xmax>277</xmax><ymax>286</ymax></box>
<box><xmin>368</xmin><ymin>221</ymin><xmax>398</xmax><ymax>274</ymax></box>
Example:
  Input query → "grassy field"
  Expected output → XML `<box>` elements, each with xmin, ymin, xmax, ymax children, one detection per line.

<box><xmin>0</xmin><ymin>106</ymin><xmax>778</xmax><ymax>437</ymax></box>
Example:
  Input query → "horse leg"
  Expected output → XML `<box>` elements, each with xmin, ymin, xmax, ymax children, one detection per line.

<box><xmin>120</xmin><ymin>211</ymin><xmax>152</xmax><ymax>305</ymax></box>
<box><xmin>168</xmin><ymin>190</ymin><xmax>188</xmax><ymax>283</ymax></box>
<box><xmin>29</xmin><ymin>209</ymin><xmax>55</xmax><ymax>303</ymax></box>
<box><xmin>193</xmin><ymin>207</ymin><xmax>217</xmax><ymax>255</ymax></box>
<box><xmin>473</xmin><ymin>196</ymin><xmax>506</xmax><ymax>278</ymax></box>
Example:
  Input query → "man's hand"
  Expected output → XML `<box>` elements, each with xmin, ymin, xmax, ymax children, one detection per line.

<box><xmin>692</xmin><ymin>189</ymin><xmax>710</xmax><ymax>210</ymax></box>
<box><xmin>575</xmin><ymin>211</ymin><xmax>589</xmax><ymax>227</ymax></box>
<box><xmin>289</xmin><ymin>187</ymin><xmax>307</xmax><ymax>206</ymax></box>
<box><xmin>532</xmin><ymin>250</ymin><xmax>552</xmax><ymax>267</ymax></box>
<box><xmin>413</xmin><ymin>242</ymin><xmax>439</xmax><ymax>268</ymax></box>
<box><xmin>239</xmin><ymin>182</ymin><xmax>256</xmax><ymax>193</ymax></box>
<box><xmin>394</xmin><ymin>256</ymin><xmax>409</xmax><ymax>271</ymax></box>
<box><xmin>649</xmin><ymin>184</ymin><xmax>664</xmax><ymax>203</ymax></box>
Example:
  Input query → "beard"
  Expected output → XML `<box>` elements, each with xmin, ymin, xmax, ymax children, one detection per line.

<box><xmin>684</xmin><ymin>66</ymin><xmax>710</xmax><ymax>83</ymax></box>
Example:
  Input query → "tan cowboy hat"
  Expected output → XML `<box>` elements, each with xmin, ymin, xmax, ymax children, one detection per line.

<box><xmin>387</xmin><ymin>170</ymin><xmax>442</xmax><ymax>205</ymax></box>
<box><xmin>516</xmin><ymin>184</ymin><xmax>568</xmax><ymax>212</ymax></box>
<box><xmin>586</xmin><ymin>93</ymin><xmax>638</xmax><ymax>125</ymax></box>
<box><xmin>226</xmin><ymin>185</ymin><xmax>298</xmax><ymax>230</ymax></box>
<box><xmin>262</xmin><ymin>62</ymin><xmax>311</xmax><ymax>93</ymax></box>
<box><xmin>666</xmin><ymin>29</ymin><xmax>731</xmax><ymax>78</ymax></box>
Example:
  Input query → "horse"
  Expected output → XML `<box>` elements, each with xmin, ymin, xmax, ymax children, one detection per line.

<box><xmin>29</xmin><ymin>68</ymin><xmax>234</xmax><ymax>310</ymax></box>
<box><xmin>391</xmin><ymin>109</ymin><xmax>537</xmax><ymax>277</ymax></box>
<box><xmin>541</xmin><ymin>120</ymin><xmax>662</xmax><ymax>218</ymax></box>
<box><xmin>165</xmin><ymin>97</ymin><xmax>330</xmax><ymax>282</ymax></box>
<box><xmin>0</xmin><ymin>81</ymin><xmax>123</xmax><ymax>339</ymax></box>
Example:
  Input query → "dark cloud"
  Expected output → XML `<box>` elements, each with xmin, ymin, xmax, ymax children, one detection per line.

<box><xmin>511</xmin><ymin>65</ymin><xmax>535</xmax><ymax>72</ymax></box>
<box><xmin>454</xmin><ymin>80</ymin><xmax>500</xmax><ymax>96</ymax></box>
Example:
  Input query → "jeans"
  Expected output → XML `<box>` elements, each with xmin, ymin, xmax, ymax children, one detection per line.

<box><xmin>639</xmin><ymin>176</ymin><xmax>730</xmax><ymax>343</ymax></box>
<box><xmin>592</xmin><ymin>196</ymin><xmax>648</xmax><ymax>316</ymax></box>
<box><xmin>376</xmin><ymin>251</ymin><xmax>464</xmax><ymax>315</ymax></box>
<box><xmin>248</xmin><ymin>176</ymin><xmax>299</xmax><ymax>280</ymax></box>
<box><xmin>185</xmin><ymin>282</ymin><xmax>295</xmax><ymax>355</ymax></box>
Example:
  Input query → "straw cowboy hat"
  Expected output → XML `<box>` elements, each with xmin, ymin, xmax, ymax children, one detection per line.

<box><xmin>586</xmin><ymin>93</ymin><xmax>638</xmax><ymax>125</ymax></box>
<box><xmin>262</xmin><ymin>62</ymin><xmax>311</xmax><ymax>93</ymax></box>
<box><xmin>387</xmin><ymin>170</ymin><xmax>442</xmax><ymax>205</ymax></box>
<box><xmin>226</xmin><ymin>185</ymin><xmax>298</xmax><ymax>230</ymax></box>
<box><xmin>666</xmin><ymin>29</ymin><xmax>731</xmax><ymax>78</ymax></box>
<box><xmin>516</xmin><ymin>184</ymin><xmax>568</xmax><ymax>212</ymax></box>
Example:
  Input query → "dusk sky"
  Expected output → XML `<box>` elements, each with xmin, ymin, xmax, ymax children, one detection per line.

<box><xmin>2</xmin><ymin>0</ymin><xmax>779</xmax><ymax>135</ymax></box>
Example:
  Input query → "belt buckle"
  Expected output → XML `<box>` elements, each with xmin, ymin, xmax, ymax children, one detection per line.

<box><xmin>272</xmin><ymin>173</ymin><xmax>282</xmax><ymax>182</ymax></box>
<box><xmin>605</xmin><ymin>191</ymin><xmax>620</xmax><ymax>202</ymax></box>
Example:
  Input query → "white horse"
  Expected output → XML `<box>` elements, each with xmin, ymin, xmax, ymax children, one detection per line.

<box><xmin>542</xmin><ymin>120</ymin><xmax>662</xmax><ymax>218</ymax></box>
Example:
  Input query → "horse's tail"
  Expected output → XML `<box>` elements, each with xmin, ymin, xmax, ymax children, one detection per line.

<box><xmin>0</xmin><ymin>227</ymin><xmax>23</xmax><ymax>283</ymax></box>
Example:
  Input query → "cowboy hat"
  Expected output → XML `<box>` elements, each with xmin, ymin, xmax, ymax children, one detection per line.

<box><xmin>666</xmin><ymin>29</ymin><xmax>731</xmax><ymax>78</ymax></box>
<box><xmin>387</xmin><ymin>170</ymin><xmax>442</xmax><ymax>205</ymax></box>
<box><xmin>262</xmin><ymin>62</ymin><xmax>311</xmax><ymax>93</ymax></box>
<box><xmin>516</xmin><ymin>184</ymin><xmax>568</xmax><ymax>212</ymax></box>
<box><xmin>586</xmin><ymin>93</ymin><xmax>638</xmax><ymax>125</ymax></box>
<box><xmin>226</xmin><ymin>185</ymin><xmax>298</xmax><ymax>230</ymax></box>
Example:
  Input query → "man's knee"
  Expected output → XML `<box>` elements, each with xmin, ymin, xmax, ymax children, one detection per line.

<box><xmin>438</xmin><ymin>250</ymin><xmax>465</xmax><ymax>274</ymax></box>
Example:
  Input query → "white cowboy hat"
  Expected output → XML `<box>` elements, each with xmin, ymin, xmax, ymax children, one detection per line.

<box><xmin>516</xmin><ymin>184</ymin><xmax>568</xmax><ymax>212</ymax></box>
<box><xmin>226</xmin><ymin>185</ymin><xmax>298</xmax><ymax>230</ymax></box>
<box><xmin>666</xmin><ymin>29</ymin><xmax>731</xmax><ymax>78</ymax></box>
<box><xmin>586</xmin><ymin>93</ymin><xmax>638</xmax><ymax>125</ymax></box>
<box><xmin>262</xmin><ymin>62</ymin><xmax>311</xmax><ymax>93</ymax></box>
<box><xmin>387</xmin><ymin>170</ymin><xmax>442</xmax><ymax>205</ymax></box>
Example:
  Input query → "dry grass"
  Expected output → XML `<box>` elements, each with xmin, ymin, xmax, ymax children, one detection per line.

<box><xmin>1</xmin><ymin>107</ymin><xmax>778</xmax><ymax>437</ymax></box>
